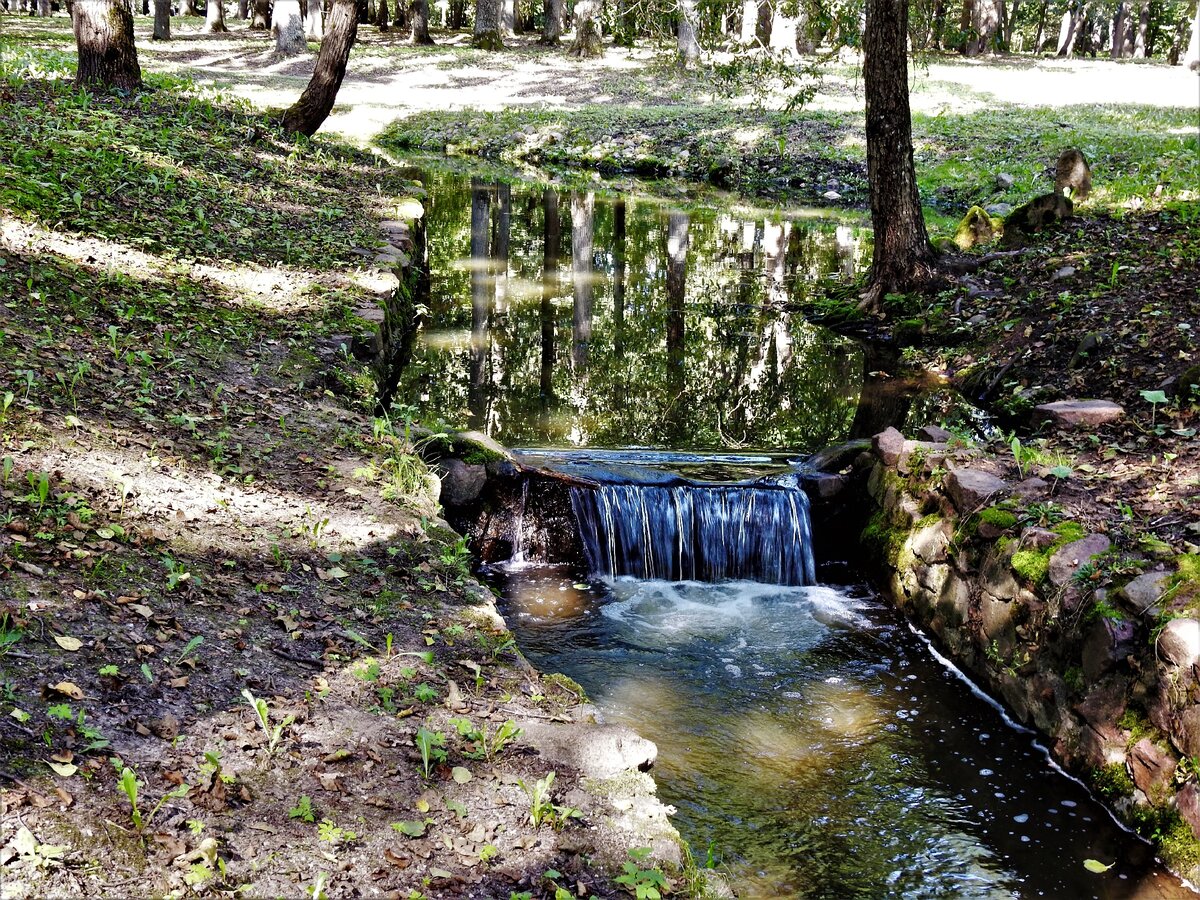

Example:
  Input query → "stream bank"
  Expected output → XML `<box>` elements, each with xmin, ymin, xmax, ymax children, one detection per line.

<box><xmin>852</xmin><ymin>422</ymin><xmax>1200</xmax><ymax>883</ymax></box>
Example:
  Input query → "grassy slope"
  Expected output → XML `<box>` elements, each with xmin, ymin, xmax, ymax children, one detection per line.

<box><xmin>0</xmin><ymin>41</ymin><xmax>676</xmax><ymax>900</ymax></box>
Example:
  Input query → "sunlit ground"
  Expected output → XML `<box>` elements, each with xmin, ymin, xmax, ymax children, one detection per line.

<box><xmin>5</xmin><ymin>14</ymin><xmax>1197</xmax><ymax>144</ymax></box>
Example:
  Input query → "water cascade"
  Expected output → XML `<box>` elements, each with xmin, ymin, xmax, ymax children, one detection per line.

<box><xmin>569</xmin><ymin>481</ymin><xmax>816</xmax><ymax>585</ymax></box>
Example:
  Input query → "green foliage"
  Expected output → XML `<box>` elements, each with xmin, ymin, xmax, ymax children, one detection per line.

<box><xmin>614</xmin><ymin>848</ymin><xmax>671</xmax><ymax>899</ymax></box>
<box><xmin>1091</xmin><ymin>762</ymin><xmax>1135</xmax><ymax>800</ymax></box>
<box><xmin>242</xmin><ymin>688</ymin><xmax>293</xmax><ymax>759</ymax></box>
<box><xmin>415</xmin><ymin>726</ymin><xmax>447</xmax><ymax>779</ymax></box>
<box><xmin>289</xmin><ymin>795</ymin><xmax>316</xmax><ymax>823</ymax></box>
<box><xmin>117</xmin><ymin>765</ymin><xmax>190</xmax><ymax>834</ymax></box>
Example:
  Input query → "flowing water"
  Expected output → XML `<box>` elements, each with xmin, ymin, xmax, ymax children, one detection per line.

<box><xmin>392</xmin><ymin>162</ymin><xmax>1189</xmax><ymax>897</ymax></box>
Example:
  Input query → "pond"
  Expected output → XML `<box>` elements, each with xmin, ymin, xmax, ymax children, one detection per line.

<box><xmin>389</xmin><ymin>162</ymin><xmax>1187</xmax><ymax>898</ymax></box>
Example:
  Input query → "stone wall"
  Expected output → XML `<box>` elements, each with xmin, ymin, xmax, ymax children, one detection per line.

<box><xmin>859</xmin><ymin>425</ymin><xmax>1200</xmax><ymax>880</ymax></box>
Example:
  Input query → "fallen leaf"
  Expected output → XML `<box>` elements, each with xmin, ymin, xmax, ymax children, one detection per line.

<box><xmin>451</xmin><ymin>767</ymin><xmax>472</xmax><ymax>785</ymax></box>
<box><xmin>50</xmin><ymin>750</ymin><xmax>74</xmax><ymax>764</ymax></box>
<box><xmin>54</xmin><ymin>787</ymin><xmax>74</xmax><ymax>807</ymax></box>
<box><xmin>50</xmin><ymin>681</ymin><xmax>84</xmax><ymax>700</ymax></box>
<box><xmin>383</xmin><ymin>848</ymin><xmax>410</xmax><ymax>869</ymax></box>
<box><xmin>45</xmin><ymin>761</ymin><xmax>77</xmax><ymax>777</ymax></box>
<box><xmin>130</xmin><ymin>604</ymin><xmax>153</xmax><ymax>619</ymax></box>
<box><xmin>52</xmin><ymin>635</ymin><xmax>83</xmax><ymax>652</ymax></box>
<box><xmin>1084</xmin><ymin>859</ymin><xmax>1114</xmax><ymax>873</ymax></box>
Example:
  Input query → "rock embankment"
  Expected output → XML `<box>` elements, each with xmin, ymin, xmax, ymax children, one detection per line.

<box><xmin>854</xmin><ymin>426</ymin><xmax>1200</xmax><ymax>880</ymax></box>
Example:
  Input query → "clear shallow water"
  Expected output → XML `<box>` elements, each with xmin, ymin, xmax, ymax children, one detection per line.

<box><xmin>491</xmin><ymin>567</ymin><xmax>1186</xmax><ymax>899</ymax></box>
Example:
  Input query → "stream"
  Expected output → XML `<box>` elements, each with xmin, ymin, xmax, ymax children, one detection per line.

<box><xmin>387</xmin><ymin>162</ymin><xmax>1188</xmax><ymax>898</ymax></box>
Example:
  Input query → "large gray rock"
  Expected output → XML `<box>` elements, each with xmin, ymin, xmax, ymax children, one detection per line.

<box><xmin>1120</xmin><ymin>571</ymin><xmax>1171</xmax><ymax>615</ymax></box>
<box><xmin>946</xmin><ymin>468</ymin><xmax>1010</xmax><ymax>512</ymax></box>
<box><xmin>1177</xmin><ymin>783</ymin><xmax>1200</xmax><ymax>840</ymax></box>
<box><xmin>518</xmin><ymin>721</ymin><xmax>657</xmax><ymax>778</ymax></box>
<box><xmin>1034</xmin><ymin>400</ymin><xmax>1125</xmax><ymax>428</ymax></box>
<box><xmin>1174</xmin><ymin>706</ymin><xmax>1200</xmax><ymax>759</ymax></box>
<box><xmin>807</xmin><ymin>439</ymin><xmax>871</xmax><ymax>473</ymax></box>
<box><xmin>1158</xmin><ymin>618</ymin><xmax>1200</xmax><ymax>670</ymax></box>
<box><xmin>436</xmin><ymin>458</ymin><xmax>488</xmax><ymax>507</ymax></box>
<box><xmin>872</xmin><ymin>427</ymin><xmax>905</xmax><ymax>466</ymax></box>
<box><xmin>1048</xmin><ymin>534</ymin><xmax>1111</xmax><ymax>586</ymax></box>
<box><xmin>1082</xmin><ymin>616</ymin><xmax>1136</xmax><ymax>681</ymax></box>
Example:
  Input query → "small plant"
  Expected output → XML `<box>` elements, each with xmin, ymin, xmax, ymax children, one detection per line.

<box><xmin>413</xmin><ymin>682</ymin><xmax>439</xmax><ymax>703</ymax></box>
<box><xmin>0</xmin><ymin>613</ymin><xmax>24</xmax><ymax>659</ymax></box>
<box><xmin>1141</xmin><ymin>389</ymin><xmax>1169</xmax><ymax>428</ymax></box>
<box><xmin>317</xmin><ymin>819</ymin><xmax>357</xmax><ymax>845</ymax></box>
<box><xmin>176</xmin><ymin>635</ymin><xmax>204</xmax><ymax>665</ymax></box>
<box><xmin>289</xmin><ymin>794</ymin><xmax>316</xmax><ymax>822</ymax></box>
<box><xmin>163</xmin><ymin>556</ymin><xmax>198</xmax><ymax>591</ymax></box>
<box><xmin>117</xmin><ymin>765</ymin><xmax>190</xmax><ymax>834</ymax></box>
<box><xmin>415</xmin><ymin>725</ymin><xmax>447</xmax><ymax>779</ymax></box>
<box><xmin>242</xmin><ymin>688</ymin><xmax>294</xmax><ymax>759</ymax></box>
<box><xmin>520</xmin><ymin>771</ymin><xmax>573</xmax><ymax>829</ymax></box>
<box><xmin>26</xmin><ymin>471</ymin><xmax>50</xmax><ymax>516</ymax></box>
<box><xmin>614</xmin><ymin>848</ymin><xmax>671</xmax><ymax>899</ymax></box>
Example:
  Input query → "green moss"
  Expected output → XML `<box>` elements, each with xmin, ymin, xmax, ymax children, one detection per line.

<box><xmin>862</xmin><ymin>511</ymin><xmax>907</xmax><ymax>568</ymax></box>
<box><xmin>542</xmin><ymin>672</ymin><xmax>589</xmax><ymax>703</ymax></box>
<box><xmin>1052</xmin><ymin>521</ymin><xmax>1086</xmax><ymax>543</ymax></box>
<box><xmin>916</xmin><ymin>513</ymin><xmax>943</xmax><ymax>530</ymax></box>
<box><xmin>1063</xmin><ymin>666</ymin><xmax>1084</xmax><ymax>692</ymax></box>
<box><xmin>1165</xmin><ymin>554</ymin><xmax>1200</xmax><ymax>608</ymax></box>
<box><xmin>978</xmin><ymin>506</ymin><xmax>1018</xmax><ymax>530</ymax></box>
<box><xmin>1091</xmin><ymin>762</ymin><xmax>1135</xmax><ymax>801</ymax></box>
<box><xmin>1011</xmin><ymin>548</ymin><xmax>1051</xmax><ymax>586</ymax></box>
<box><xmin>1158</xmin><ymin>810</ymin><xmax>1200</xmax><ymax>876</ymax></box>
<box><xmin>1118</xmin><ymin>708</ymin><xmax>1158</xmax><ymax>745</ymax></box>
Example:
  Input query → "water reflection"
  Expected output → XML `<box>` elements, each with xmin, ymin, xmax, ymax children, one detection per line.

<box><xmin>395</xmin><ymin>168</ymin><xmax>871</xmax><ymax>452</ymax></box>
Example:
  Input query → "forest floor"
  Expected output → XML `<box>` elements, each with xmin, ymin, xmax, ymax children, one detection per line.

<box><xmin>0</xmin><ymin>40</ymin><xmax>683</xmax><ymax>900</ymax></box>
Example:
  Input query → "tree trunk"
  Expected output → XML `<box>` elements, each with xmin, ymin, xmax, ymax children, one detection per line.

<box><xmin>539</xmin><ymin>0</ymin><xmax>562</xmax><ymax>42</ymax></box>
<box><xmin>375</xmin><ymin>0</ymin><xmax>388</xmax><ymax>29</ymax></box>
<box><xmin>540</xmin><ymin>189</ymin><xmax>560</xmax><ymax>413</ymax></box>
<box><xmin>179</xmin><ymin>0</ymin><xmax>197</xmax><ymax>14</ymax></box>
<box><xmin>1111</xmin><ymin>2</ymin><xmax>1127</xmax><ymax>55</ymax></box>
<box><xmin>306</xmin><ymin>0</ymin><xmax>323</xmax><ymax>39</ymax></box>
<box><xmin>755</xmin><ymin>0</ymin><xmax>771</xmax><ymax>44</ymax></box>
<box><xmin>282</xmin><ymin>0</ymin><xmax>357</xmax><ymax>134</ymax></box>
<box><xmin>73</xmin><ymin>0</ymin><xmax>143</xmax><ymax>89</ymax></box>
<box><xmin>411</xmin><ymin>0</ymin><xmax>434</xmax><ymax>41</ymax></box>
<box><xmin>932</xmin><ymin>0</ymin><xmax>947</xmax><ymax>47</ymax></box>
<box><xmin>274</xmin><ymin>0</ymin><xmax>306</xmax><ymax>52</ymax></box>
<box><xmin>37</xmin><ymin>0</ymin><xmax>49</xmax><ymax>16</ymax></box>
<box><xmin>1057</xmin><ymin>4</ymin><xmax>1086</xmax><ymax>55</ymax></box>
<box><xmin>492</xmin><ymin>183</ymin><xmax>511</xmax><ymax>314</ymax></box>
<box><xmin>567</xmin><ymin>0</ymin><xmax>601</xmax><ymax>55</ymax></box>
<box><xmin>1032</xmin><ymin>0</ymin><xmax>1049</xmax><ymax>50</ymax></box>
<box><xmin>153</xmin><ymin>0</ymin><xmax>171</xmax><ymax>38</ymax></box>
<box><xmin>204</xmin><ymin>0</ymin><xmax>228</xmax><ymax>31</ymax></box>
<box><xmin>677</xmin><ymin>0</ymin><xmax>700</xmax><ymax>67</ymax></box>
<box><xmin>740</xmin><ymin>0</ymin><xmax>758</xmax><ymax>42</ymax></box>
<box><xmin>1186</xmin><ymin>0</ymin><xmax>1200</xmax><ymax>69</ymax></box>
<box><xmin>449</xmin><ymin>0</ymin><xmax>464</xmax><ymax>28</ymax></box>
<box><xmin>664</xmin><ymin>210</ymin><xmax>688</xmax><ymax>432</ymax></box>
<box><xmin>500</xmin><ymin>0</ymin><xmax>512</xmax><ymax>33</ymax></box>
<box><xmin>570</xmin><ymin>193</ymin><xmax>594</xmax><ymax>374</ymax></box>
<box><xmin>468</xmin><ymin>181</ymin><xmax>492</xmax><ymax>430</ymax></box>
<box><xmin>1133</xmin><ymin>0</ymin><xmax>1149</xmax><ymax>55</ymax></box>
<box><xmin>964</xmin><ymin>0</ymin><xmax>1001</xmax><ymax>54</ymax></box>
<box><xmin>473</xmin><ymin>0</ymin><xmax>503</xmax><ymax>46</ymax></box>
<box><xmin>239</xmin><ymin>0</ymin><xmax>248</xmax><ymax>19</ymax></box>
<box><xmin>251</xmin><ymin>0</ymin><xmax>270</xmax><ymax>28</ymax></box>
<box><xmin>614</xmin><ymin>0</ymin><xmax>635</xmax><ymax>45</ymax></box>
<box><xmin>613</xmin><ymin>199</ymin><xmax>627</xmax><ymax>359</ymax></box>
<box><xmin>861</xmin><ymin>0</ymin><xmax>935</xmax><ymax>312</ymax></box>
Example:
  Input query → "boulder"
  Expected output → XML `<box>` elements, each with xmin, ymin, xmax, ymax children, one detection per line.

<box><xmin>1119</xmin><ymin>571</ymin><xmax>1170</xmax><ymax>614</ymax></box>
<box><xmin>1048</xmin><ymin>534</ymin><xmax>1111</xmax><ymax>587</ymax></box>
<box><xmin>436</xmin><ymin>459</ymin><xmax>488</xmax><ymax>507</ymax></box>
<box><xmin>1019</xmin><ymin>526</ymin><xmax>1059</xmax><ymax>550</ymax></box>
<box><xmin>945</xmin><ymin>468</ymin><xmax>1010</xmax><ymax>512</ymax></box>
<box><xmin>1002</xmin><ymin>192</ymin><xmax>1073</xmax><ymax>246</ymax></box>
<box><xmin>953</xmin><ymin>205</ymin><xmax>1000</xmax><ymax>250</ymax></box>
<box><xmin>1129</xmin><ymin>738</ymin><xmax>1176</xmax><ymax>797</ymax></box>
<box><xmin>1174</xmin><ymin>706</ymin><xmax>1200</xmax><ymax>759</ymax></box>
<box><xmin>517</xmin><ymin>721</ymin><xmax>657</xmax><ymax>778</ymax></box>
<box><xmin>807</xmin><ymin>473</ymin><xmax>845</xmax><ymax>499</ymax></box>
<box><xmin>918</xmin><ymin>424</ymin><xmax>954</xmax><ymax>443</ymax></box>
<box><xmin>1054</xmin><ymin>148</ymin><xmax>1092</xmax><ymax>201</ymax></box>
<box><xmin>1158</xmin><ymin>618</ymin><xmax>1200</xmax><ymax>670</ymax></box>
<box><xmin>1012</xmin><ymin>477</ymin><xmax>1049</xmax><ymax>500</ymax></box>
<box><xmin>872</xmin><ymin>427</ymin><xmax>906</xmax><ymax>467</ymax></box>
<box><xmin>1075</xmin><ymin>676</ymin><xmax>1128</xmax><ymax>726</ymax></box>
<box><xmin>807</xmin><ymin>439</ymin><xmax>872</xmax><ymax>473</ymax></box>
<box><xmin>1178</xmin><ymin>783</ymin><xmax>1200</xmax><ymax>840</ymax></box>
<box><xmin>1081</xmin><ymin>615</ymin><xmax>1136</xmax><ymax>681</ymax></box>
<box><xmin>1068</xmin><ymin>332</ymin><xmax>1106</xmax><ymax>369</ymax></box>
<box><xmin>1034</xmin><ymin>399</ymin><xmax>1125</xmax><ymax>428</ymax></box>
<box><xmin>1078</xmin><ymin>722</ymin><xmax>1127</xmax><ymax>768</ymax></box>
<box><xmin>994</xmin><ymin>172</ymin><xmax>1015</xmax><ymax>190</ymax></box>
<box><xmin>985</xmin><ymin>202</ymin><xmax>1013</xmax><ymax>217</ymax></box>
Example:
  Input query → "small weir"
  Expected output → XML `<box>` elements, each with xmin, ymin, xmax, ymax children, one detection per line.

<box><xmin>569</xmin><ymin>482</ymin><xmax>815</xmax><ymax>585</ymax></box>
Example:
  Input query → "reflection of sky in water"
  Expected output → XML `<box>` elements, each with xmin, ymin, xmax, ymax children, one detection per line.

<box><xmin>493</xmin><ymin>568</ymin><xmax>1181</xmax><ymax>900</ymax></box>
<box><xmin>395</xmin><ymin>170</ymin><xmax>872</xmax><ymax>452</ymax></box>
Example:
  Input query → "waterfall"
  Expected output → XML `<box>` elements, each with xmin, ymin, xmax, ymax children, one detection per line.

<box><xmin>569</xmin><ymin>482</ymin><xmax>816</xmax><ymax>585</ymax></box>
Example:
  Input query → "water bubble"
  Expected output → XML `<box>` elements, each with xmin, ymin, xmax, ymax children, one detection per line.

<box><xmin>980</xmin><ymin>768</ymin><xmax>994</xmax><ymax>777</ymax></box>
<box><xmin>1014</xmin><ymin>813</ymin><xmax>1029</xmax><ymax>823</ymax></box>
